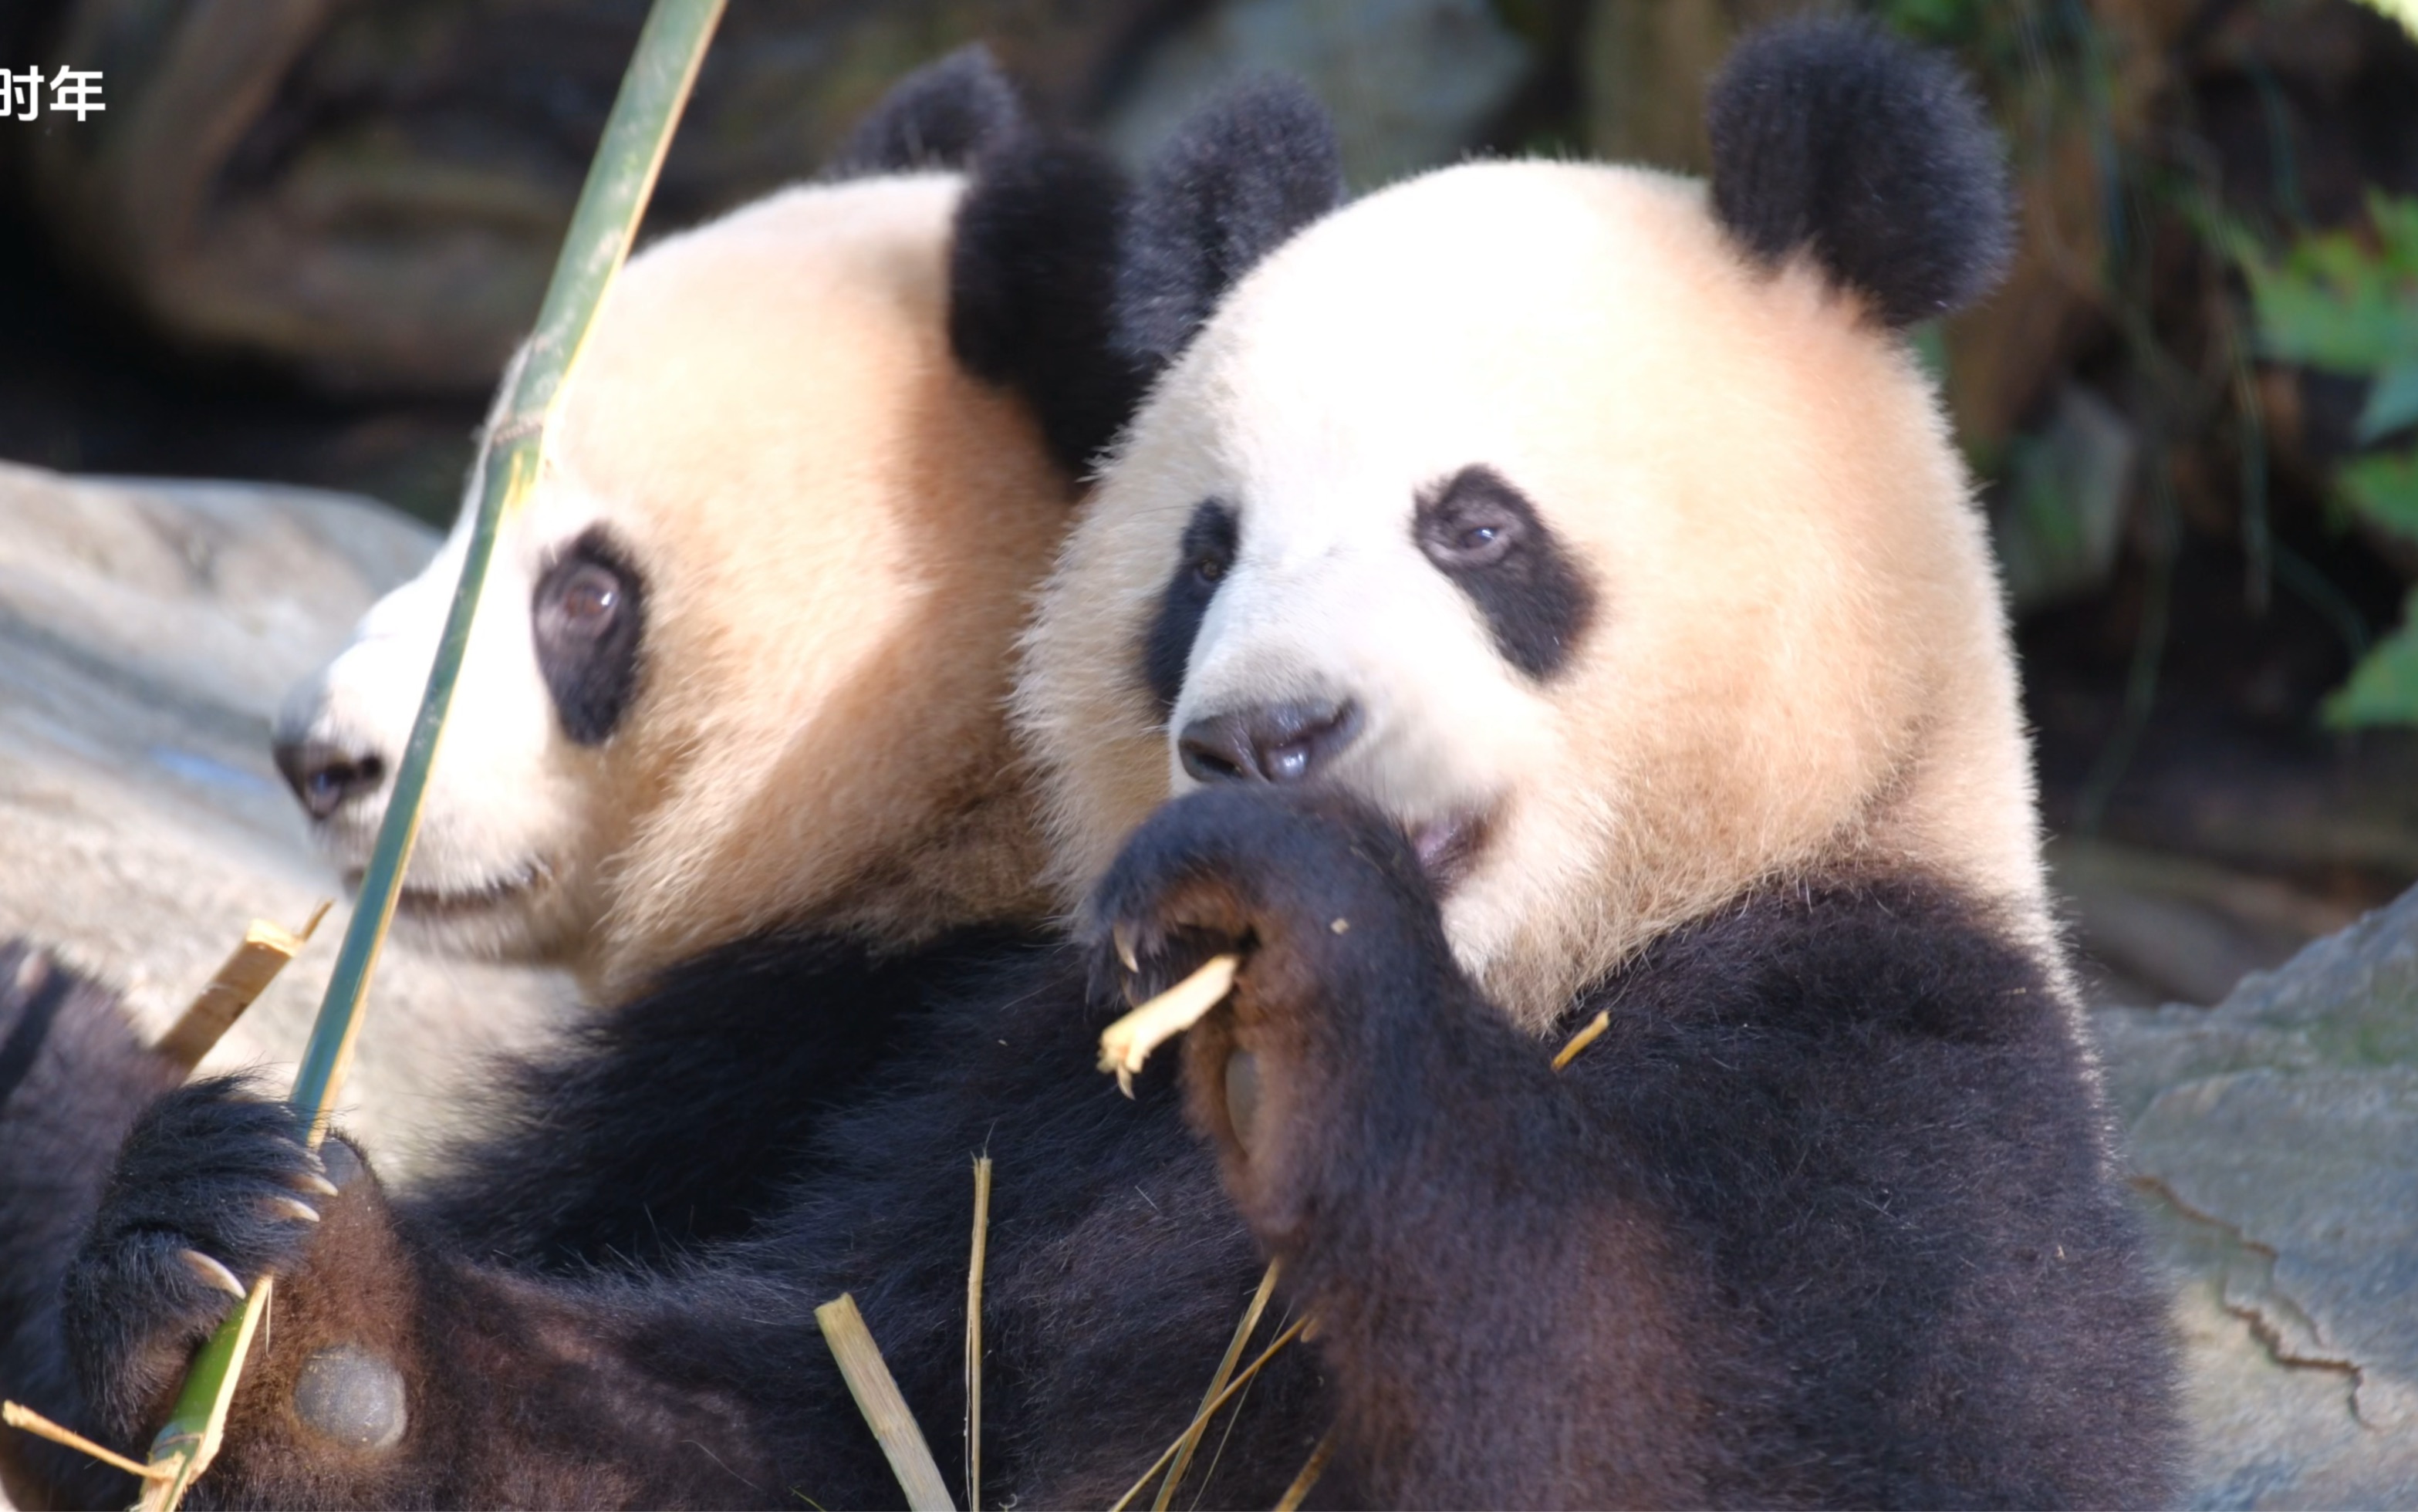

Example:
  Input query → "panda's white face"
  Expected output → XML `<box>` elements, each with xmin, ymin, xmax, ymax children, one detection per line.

<box><xmin>273</xmin><ymin>470</ymin><xmax>633</xmax><ymax>965</ymax></box>
<box><xmin>1022</xmin><ymin>160</ymin><xmax>2048</xmax><ymax>1028</ymax></box>
<box><xmin>279</xmin><ymin>174</ymin><xmax>1069</xmax><ymax>997</ymax></box>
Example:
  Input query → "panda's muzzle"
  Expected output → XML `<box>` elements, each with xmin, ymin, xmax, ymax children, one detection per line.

<box><xmin>1178</xmin><ymin>700</ymin><xmax>1361</xmax><ymax>785</ymax></box>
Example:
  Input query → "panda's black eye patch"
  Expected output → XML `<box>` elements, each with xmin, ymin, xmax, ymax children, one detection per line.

<box><xmin>532</xmin><ymin>526</ymin><xmax>646</xmax><ymax>746</ymax></box>
<box><xmin>1141</xmin><ymin>499</ymin><xmax>1238</xmax><ymax>717</ymax></box>
<box><xmin>1413</xmin><ymin>465</ymin><xmax>1596</xmax><ymax>680</ymax></box>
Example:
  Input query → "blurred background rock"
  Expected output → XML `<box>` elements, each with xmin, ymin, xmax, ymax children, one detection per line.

<box><xmin>2</xmin><ymin>0</ymin><xmax>2418</xmax><ymax>1007</ymax></box>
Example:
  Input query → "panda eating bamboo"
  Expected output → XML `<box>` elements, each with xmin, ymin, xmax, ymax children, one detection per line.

<box><xmin>56</xmin><ymin>21</ymin><xmax>2178</xmax><ymax>1509</ymax></box>
<box><xmin>1</xmin><ymin>49</ymin><xmax>1140</xmax><ymax>1509</ymax></box>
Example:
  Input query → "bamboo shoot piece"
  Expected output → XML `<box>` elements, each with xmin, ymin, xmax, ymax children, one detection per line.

<box><xmin>1097</xmin><ymin>954</ymin><xmax>1240</xmax><ymax>1097</ymax></box>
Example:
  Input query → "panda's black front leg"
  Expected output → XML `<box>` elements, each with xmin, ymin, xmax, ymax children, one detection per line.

<box><xmin>1092</xmin><ymin>786</ymin><xmax>1465</xmax><ymax>1251</ymax></box>
<box><xmin>1092</xmin><ymin>788</ymin><xmax>1707</xmax><ymax>1507</ymax></box>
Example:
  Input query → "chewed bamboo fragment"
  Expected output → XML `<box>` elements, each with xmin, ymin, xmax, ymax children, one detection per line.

<box><xmin>1552</xmin><ymin>1009</ymin><xmax>1610</xmax><ymax>1072</ymax></box>
<box><xmin>819</xmin><ymin>1293</ymin><xmax>955</xmax><ymax>1512</ymax></box>
<box><xmin>1096</xmin><ymin>954</ymin><xmax>1240</xmax><ymax>1097</ymax></box>
<box><xmin>153</xmin><ymin>903</ymin><xmax>332</xmax><ymax>1072</ymax></box>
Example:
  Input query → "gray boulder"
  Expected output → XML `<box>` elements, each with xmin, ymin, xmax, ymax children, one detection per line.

<box><xmin>0</xmin><ymin>462</ymin><xmax>572</xmax><ymax>1166</ymax></box>
<box><xmin>2099</xmin><ymin>888</ymin><xmax>2418</xmax><ymax>1507</ymax></box>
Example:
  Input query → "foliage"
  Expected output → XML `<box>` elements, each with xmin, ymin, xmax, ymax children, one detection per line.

<box><xmin>2244</xmin><ymin>194</ymin><xmax>2418</xmax><ymax>727</ymax></box>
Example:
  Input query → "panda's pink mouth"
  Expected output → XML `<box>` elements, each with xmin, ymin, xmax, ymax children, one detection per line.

<box><xmin>1408</xmin><ymin>809</ymin><xmax>1490</xmax><ymax>896</ymax></box>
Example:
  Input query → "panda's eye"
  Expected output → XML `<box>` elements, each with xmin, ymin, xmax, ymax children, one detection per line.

<box><xmin>544</xmin><ymin>564</ymin><xmax>623</xmax><ymax>638</ymax></box>
<box><xmin>1143</xmin><ymin>500</ymin><xmax>1239</xmax><ymax>715</ymax></box>
<box><xmin>1412</xmin><ymin>464</ymin><xmax>1597</xmax><ymax>681</ymax></box>
<box><xmin>532</xmin><ymin>529</ymin><xmax>647</xmax><ymax>745</ymax></box>
<box><xmin>1425</xmin><ymin>502</ymin><xmax>1521</xmax><ymax>566</ymax></box>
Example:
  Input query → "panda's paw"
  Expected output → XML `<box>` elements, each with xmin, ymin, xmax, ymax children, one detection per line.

<box><xmin>1092</xmin><ymin>785</ymin><xmax>1439</xmax><ymax>1000</ymax></box>
<box><xmin>1092</xmin><ymin>787</ymin><xmax>1452</xmax><ymax>1231</ymax></box>
<box><xmin>63</xmin><ymin>1077</ymin><xmax>361</xmax><ymax>1439</ymax></box>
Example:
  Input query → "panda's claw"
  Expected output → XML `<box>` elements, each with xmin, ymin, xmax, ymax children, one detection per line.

<box><xmin>263</xmin><ymin>1194</ymin><xmax>323</xmax><ymax>1225</ymax></box>
<box><xmin>179</xmin><ymin>1247</ymin><xmax>248</xmax><ymax>1300</ymax></box>
<box><xmin>290</xmin><ymin>1169</ymin><xmax>342</xmax><ymax>1200</ymax></box>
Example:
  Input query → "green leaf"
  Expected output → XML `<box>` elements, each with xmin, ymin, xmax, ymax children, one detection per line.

<box><xmin>2247</xmin><ymin>252</ymin><xmax>2418</xmax><ymax>371</ymax></box>
<box><xmin>2340</xmin><ymin>448</ymin><xmax>2418</xmax><ymax>544</ymax></box>
<box><xmin>2244</xmin><ymin>197</ymin><xmax>2418</xmax><ymax>373</ymax></box>
<box><xmin>2325</xmin><ymin>602</ymin><xmax>2418</xmax><ymax>728</ymax></box>
<box><xmin>2359</xmin><ymin>360</ymin><xmax>2418</xmax><ymax>444</ymax></box>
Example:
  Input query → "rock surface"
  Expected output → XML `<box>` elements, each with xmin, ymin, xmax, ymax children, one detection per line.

<box><xmin>2099</xmin><ymin>887</ymin><xmax>2418</xmax><ymax>1507</ymax></box>
<box><xmin>0</xmin><ymin>461</ymin><xmax>572</xmax><ymax>1166</ymax></box>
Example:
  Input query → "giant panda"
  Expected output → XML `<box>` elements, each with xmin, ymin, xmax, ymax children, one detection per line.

<box><xmin>2</xmin><ymin>49</ymin><xmax>1143</xmax><ymax>1509</ymax></box>
<box><xmin>53</xmin><ymin>23</ymin><xmax>2178</xmax><ymax>1510</ymax></box>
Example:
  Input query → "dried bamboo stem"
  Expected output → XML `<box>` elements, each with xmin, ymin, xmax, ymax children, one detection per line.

<box><xmin>1153</xmin><ymin>1259</ymin><xmax>1280</xmax><ymax>1510</ymax></box>
<box><xmin>1271</xmin><ymin>1429</ymin><xmax>1336</xmax><ymax>1512</ymax></box>
<box><xmin>153</xmin><ymin>903</ymin><xmax>330</xmax><ymax>1071</ymax></box>
<box><xmin>818</xmin><ymin>1294</ymin><xmax>955</xmax><ymax>1512</ymax></box>
<box><xmin>964</xmin><ymin>1155</ymin><xmax>991</xmax><ymax>1510</ymax></box>
<box><xmin>1106</xmin><ymin>1316</ymin><xmax>1309</xmax><ymax>1512</ymax></box>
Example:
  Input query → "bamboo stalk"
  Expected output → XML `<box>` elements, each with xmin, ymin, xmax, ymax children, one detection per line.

<box><xmin>964</xmin><ymin>1155</ymin><xmax>991</xmax><ymax>1510</ymax></box>
<box><xmin>818</xmin><ymin>1294</ymin><xmax>955</xmax><ymax>1512</ymax></box>
<box><xmin>1271</xmin><ymin>1429</ymin><xmax>1336</xmax><ymax>1512</ymax></box>
<box><xmin>2</xmin><ymin>1401</ymin><xmax>164</xmax><ymax>1482</ymax></box>
<box><xmin>1098</xmin><ymin>954</ymin><xmax>1240</xmax><ymax>1097</ymax></box>
<box><xmin>132</xmin><ymin>7</ymin><xmax>724</xmax><ymax>1507</ymax></box>
<box><xmin>1106</xmin><ymin>1316</ymin><xmax>1309</xmax><ymax>1512</ymax></box>
<box><xmin>1153</xmin><ymin>1260</ymin><xmax>1280</xmax><ymax>1510</ymax></box>
<box><xmin>152</xmin><ymin>903</ymin><xmax>331</xmax><ymax>1072</ymax></box>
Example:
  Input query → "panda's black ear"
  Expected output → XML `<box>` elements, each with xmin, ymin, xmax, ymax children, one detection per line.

<box><xmin>1706</xmin><ymin>19</ymin><xmax>2012</xmax><ymax>328</ymax></box>
<box><xmin>949</xmin><ymin>133</ymin><xmax>1147</xmax><ymax>478</ymax></box>
<box><xmin>1113</xmin><ymin>79</ymin><xmax>1344</xmax><ymax>373</ymax></box>
<box><xmin>826</xmin><ymin>45</ymin><xmax>1027</xmax><ymax>178</ymax></box>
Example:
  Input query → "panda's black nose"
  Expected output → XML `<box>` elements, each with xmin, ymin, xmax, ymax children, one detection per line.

<box><xmin>1179</xmin><ymin>700</ymin><xmax>1360</xmax><ymax>785</ymax></box>
<box><xmin>272</xmin><ymin>739</ymin><xmax>388</xmax><ymax>821</ymax></box>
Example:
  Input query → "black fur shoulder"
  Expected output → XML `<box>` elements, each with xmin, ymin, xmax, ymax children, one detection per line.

<box><xmin>408</xmin><ymin>924</ymin><xmax>1051</xmax><ymax>1271</ymax></box>
<box><xmin>1090</xmin><ymin>787</ymin><xmax>2182</xmax><ymax>1507</ymax></box>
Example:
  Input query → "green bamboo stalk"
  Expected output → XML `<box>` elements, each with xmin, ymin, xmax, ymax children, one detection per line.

<box><xmin>135</xmin><ymin>5</ymin><xmax>723</xmax><ymax>1506</ymax></box>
